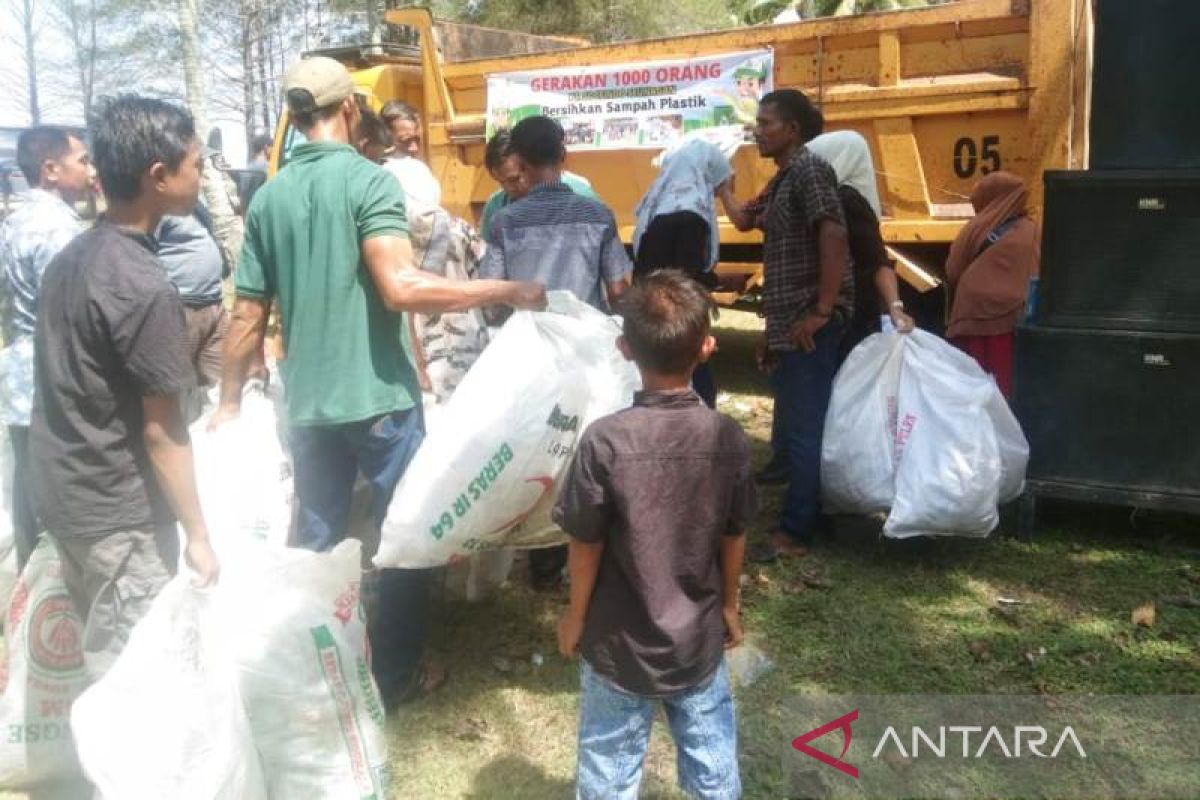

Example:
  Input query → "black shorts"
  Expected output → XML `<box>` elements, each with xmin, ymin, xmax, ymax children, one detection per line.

<box><xmin>634</xmin><ymin>211</ymin><xmax>710</xmax><ymax>279</ymax></box>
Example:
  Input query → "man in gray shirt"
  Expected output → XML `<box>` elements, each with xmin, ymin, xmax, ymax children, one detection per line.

<box><xmin>156</xmin><ymin>205</ymin><xmax>228</xmax><ymax>407</ymax></box>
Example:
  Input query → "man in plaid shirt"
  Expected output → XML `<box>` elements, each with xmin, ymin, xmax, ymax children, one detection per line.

<box><xmin>720</xmin><ymin>89</ymin><xmax>854</xmax><ymax>558</ymax></box>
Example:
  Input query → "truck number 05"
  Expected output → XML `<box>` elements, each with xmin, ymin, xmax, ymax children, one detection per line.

<box><xmin>953</xmin><ymin>136</ymin><xmax>1001</xmax><ymax>179</ymax></box>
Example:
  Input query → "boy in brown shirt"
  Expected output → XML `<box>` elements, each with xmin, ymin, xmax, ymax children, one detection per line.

<box><xmin>554</xmin><ymin>271</ymin><xmax>755</xmax><ymax>799</ymax></box>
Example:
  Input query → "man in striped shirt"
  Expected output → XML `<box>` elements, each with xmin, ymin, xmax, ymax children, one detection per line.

<box><xmin>479</xmin><ymin>114</ymin><xmax>632</xmax><ymax>590</ymax></box>
<box><xmin>479</xmin><ymin>116</ymin><xmax>631</xmax><ymax>313</ymax></box>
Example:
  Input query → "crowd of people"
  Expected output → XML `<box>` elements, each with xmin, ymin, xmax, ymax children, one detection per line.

<box><xmin>0</xmin><ymin>51</ymin><xmax>1039</xmax><ymax>798</ymax></box>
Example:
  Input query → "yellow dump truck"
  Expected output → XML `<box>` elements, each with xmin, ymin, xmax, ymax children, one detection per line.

<box><xmin>273</xmin><ymin>0</ymin><xmax>1092</xmax><ymax>293</ymax></box>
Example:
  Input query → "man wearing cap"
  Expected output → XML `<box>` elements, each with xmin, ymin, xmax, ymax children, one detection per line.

<box><xmin>213</xmin><ymin>56</ymin><xmax>546</xmax><ymax>708</ymax></box>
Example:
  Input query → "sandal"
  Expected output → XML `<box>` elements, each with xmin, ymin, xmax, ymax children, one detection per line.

<box><xmin>751</xmin><ymin>532</ymin><xmax>810</xmax><ymax>563</ymax></box>
<box><xmin>387</xmin><ymin>661</ymin><xmax>448</xmax><ymax>709</ymax></box>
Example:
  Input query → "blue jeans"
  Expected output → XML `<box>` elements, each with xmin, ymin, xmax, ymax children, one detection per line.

<box><xmin>576</xmin><ymin>661</ymin><xmax>740</xmax><ymax>800</ymax></box>
<box><xmin>289</xmin><ymin>406</ymin><xmax>430</xmax><ymax>699</ymax></box>
<box><xmin>768</xmin><ymin>317</ymin><xmax>844</xmax><ymax>541</ymax></box>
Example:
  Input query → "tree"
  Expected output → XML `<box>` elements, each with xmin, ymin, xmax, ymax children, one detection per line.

<box><xmin>6</xmin><ymin>0</ymin><xmax>43</xmax><ymax>123</ymax></box>
<box><xmin>730</xmin><ymin>0</ymin><xmax>946</xmax><ymax>25</ymax></box>
<box><xmin>57</xmin><ymin>0</ymin><xmax>99</xmax><ymax>122</ymax></box>
<box><xmin>449</xmin><ymin>0</ymin><xmax>732</xmax><ymax>42</ymax></box>
<box><xmin>47</xmin><ymin>0</ymin><xmax>182</xmax><ymax>123</ymax></box>
<box><xmin>179</xmin><ymin>0</ymin><xmax>246</xmax><ymax>265</ymax></box>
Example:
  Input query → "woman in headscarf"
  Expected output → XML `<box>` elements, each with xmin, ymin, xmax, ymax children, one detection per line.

<box><xmin>632</xmin><ymin>138</ymin><xmax>732</xmax><ymax>407</ymax></box>
<box><xmin>807</xmin><ymin>130</ymin><xmax>913</xmax><ymax>360</ymax></box>
<box><xmin>633</xmin><ymin>139</ymin><xmax>731</xmax><ymax>282</ymax></box>
<box><xmin>944</xmin><ymin>171</ymin><xmax>1039</xmax><ymax>397</ymax></box>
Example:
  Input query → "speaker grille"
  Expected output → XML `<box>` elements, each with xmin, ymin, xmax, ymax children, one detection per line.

<box><xmin>1091</xmin><ymin>0</ymin><xmax>1200</xmax><ymax>170</ymax></box>
<box><xmin>1037</xmin><ymin>171</ymin><xmax>1200</xmax><ymax>333</ymax></box>
<box><xmin>1014</xmin><ymin>326</ymin><xmax>1200</xmax><ymax>496</ymax></box>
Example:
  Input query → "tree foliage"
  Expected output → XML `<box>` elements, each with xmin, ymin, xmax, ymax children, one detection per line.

<box><xmin>732</xmin><ymin>0</ymin><xmax>947</xmax><ymax>25</ymax></box>
<box><xmin>443</xmin><ymin>0</ymin><xmax>734</xmax><ymax>43</ymax></box>
<box><xmin>3</xmin><ymin>0</ymin><xmax>950</xmax><ymax>140</ymax></box>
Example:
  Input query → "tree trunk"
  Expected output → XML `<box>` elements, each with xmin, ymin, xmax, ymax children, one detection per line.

<box><xmin>241</xmin><ymin>0</ymin><xmax>257</xmax><ymax>141</ymax></box>
<box><xmin>367</xmin><ymin>0</ymin><xmax>380</xmax><ymax>45</ymax></box>
<box><xmin>21</xmin><ymin>0</ymin><xmax>41</xmax><ymax>124</ymax></box>
<box><xmin>179</xmin><ymin>0</ymin><xmax>210</xmax><ymax>139</ymax></box>
<box><xmin>74</xmin><ymin>0</ymin><xmax>98</xmax><ymax>122</ymax></box>
<box><xmin>257</xmin><ymin>25</ymin><xmax>271</xmax><ymax>132</ymax></box>
<box><xmin>179</xmin><ymin>0</ymin><xmax>244</xmax><ymax>267</ymax></box>
<box><xmin>85</xmin><ymin>0</ymin><xmax>96</xmax><ymax>119</ymax></box>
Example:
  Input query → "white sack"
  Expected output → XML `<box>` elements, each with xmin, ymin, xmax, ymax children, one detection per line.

<box><xmin>986</xmin><ymin>388</ymin><xmax>1030</xmax><ymax>504</ymax></box>
<box><xmin>227</xmin><ymin>539</ymin><xmax>388</xmax><ymax>799</ymax></box>
<box><xmin>821</xmin><ymin>330</ymin><xmax>1030</xmax><ymax>539</ymax></box>
<box><xmin>71</xmin><ymin>578</ymin><xmax>267</xmax><ymax>800</ymax></box>
<box><xmin>884</xmin><ymin>332</ymin><xmax>1003</xmax><ymax>539</ymax></box>
<box><xmin>190</xmin><ymin>380</ymin><xmax>291</xmax><ymax>552</ymax></box>
<box><xmin>0</xmin><ymin>429</ymin><xmax>17</xmax><ymax>615</ymax></box>
<box><xmin>0</xmin><ymin>538</ymin><xmax>88</xmax><ymax>789</ymax></box>
<box><xmin>377</xmin><ymin>292</ymin><xmax>640</xmax><ymax>568</ymax></box>
<box><xmin>821</xmin><ymin>331</ymin><xmax>904</xmax><ymax>514</ymax></box>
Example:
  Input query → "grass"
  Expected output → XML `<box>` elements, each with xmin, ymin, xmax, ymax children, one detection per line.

<box><xmin>386</xmin><ymin>308</ymin><xmax>1200</xmax><ymax>799</ymax></box>
<box><xmin>5</xmin><ymin>309</ymin><xmax>1198</xmax><ymax>799</ymax></box>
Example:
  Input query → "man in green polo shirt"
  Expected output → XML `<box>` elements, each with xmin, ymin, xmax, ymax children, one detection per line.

<box><xmin>214</xmin><ymin>56</ymin><xmax>544</xmax><ymax>709</ymax></box>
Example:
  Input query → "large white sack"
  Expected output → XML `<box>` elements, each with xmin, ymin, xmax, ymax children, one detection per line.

<box><xmin>190</xmin><ymin>380</ymin><xmax>292</xmax><ymax>552</ymax></box>
<box><xmin>0</xmin><ymin>429</ymin><xmax>17</xmax><ymax>615</ymax></box>
<box><xmin>0</xmin><ymin>538</ymin><xmax>88</xmax><ymax>789</ymax></box>
<box><xmin>821</xmin><ymin>331</ymin><xmax>905</xmax><ymax>514</ymax></box>
<box><xmin>71</xmin><ymin>578</ymin><xmax>267</xmax><ymax>800</ymax></box>
<box><xmin>884</xmin><ymin>331</ymin><xmax>1003</xmax><ymax>539</ymax></box>
<box><xmin>226</xmin><ymin>539</ymin><xmax>388</xmax><ymax>799</ymax></box>
<box><xmin>376</xmin><ymin>292</ymin><xmax>640</xmax><ymax>569</ymax></box>
<box><xmin>986</xmin><ymin>388</ymin><xmax>1030</xmax><ymax>503</ymax></box>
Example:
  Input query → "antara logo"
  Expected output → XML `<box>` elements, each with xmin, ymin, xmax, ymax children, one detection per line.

<box><xmin>792</xmin><ymin>710</ymin><xmax>860</xmax><ymax>778</ymax></box>
<box><xmin>792</xmin><ymin>710</ymin><xmax>1088</xmax><ymax>778</ymax></box>
<box><xmin>546</xmin><ymin>404</ymin><xmax>580</xmax><ymax>432</ymax></box>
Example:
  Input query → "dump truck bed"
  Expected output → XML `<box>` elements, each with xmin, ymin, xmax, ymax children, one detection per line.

<box><xmin>276</xmin><ymin>0</ymin><xmax>1091</xmax><ymax>288</ymax></box>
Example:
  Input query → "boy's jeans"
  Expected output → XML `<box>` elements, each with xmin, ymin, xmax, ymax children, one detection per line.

<box><xmin>289</xmin><ymin>406</ymin><xmax>430</xmax><ymax>700</ymax></box>
<box><xmin>576</xmin><ymin>660</ymin><xmax>741</xmax><ymax>800</ymax></box>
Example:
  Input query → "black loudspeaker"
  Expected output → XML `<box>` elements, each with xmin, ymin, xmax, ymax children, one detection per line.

<box><xmin>1013</xmin><ymin>325</ymin><xmax>1200</xmax><ymax>502</ymax></box>
<box><xmin>1091</xmin><ymin>0</ymin><xmax>1200</xmax><ymax>170</ymax></box>
<box><xmin>1036</xmin><ymin>170</ymin><xmax>1200</xmax><ymax>333</ymax></box>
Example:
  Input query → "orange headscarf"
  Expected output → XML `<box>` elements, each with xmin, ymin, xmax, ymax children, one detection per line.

<box><xmin>944</xmin><ymin>171</ymin><xmax>1040</xmax><ymax>338</ymax></box>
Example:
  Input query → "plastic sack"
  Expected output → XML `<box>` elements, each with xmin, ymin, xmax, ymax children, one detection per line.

<box><xmin>0</xmin><ymin>429</ymin><xmax>17</xmax><ymax>615</ymax></box>
<box><xmin>227</xmin><ymin>539</ymin><xmax>388</xmax><ymax>799</ymax></box>
<box><xmin>71</xmin><ymin>578</ymin><xmax>267</xmax><ymax>800</ymax></box>
<box><xmin>821</xmin><ymin>332</ymin><xmax>904</xmax><ymax>514</ymax></box>
<box><xmin>884</xmin><ymin>333</ymin><xmax>1003</xmax><ymax>539</ymax></box>
<box><xmin>821</xmin><ymin>330</ymin><xmax>1029</xmax><ymax>539</ymax></box>
<box><xmin>987</xmin><ymin>389</ymin><xmax>1029</xmax><ymax>504</ymax></box>
<box><xmin>190</xmin><ymin>380</ymin><xmax>292</xmax><ymax>552</ymax></box>
<box><xmin>376</xmin><ymin>292</ymin><xmax>640</xmax><ymax>568</ymax></box>
<box><xmin>0</xmin><ymin>538</ymin><xmax>89</xmax><ymax>789</ymax></box>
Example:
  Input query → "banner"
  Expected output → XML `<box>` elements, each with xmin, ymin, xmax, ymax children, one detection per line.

<box><xmin>486</xmin><ymin>49</ymin><xmax>773</xmax><ymax>150</ymax></box>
